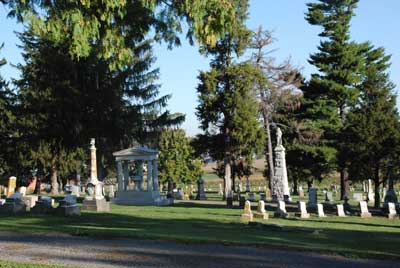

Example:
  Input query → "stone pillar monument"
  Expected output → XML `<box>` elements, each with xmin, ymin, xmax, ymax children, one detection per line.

<box><xmin>82</xmin><ymin>138</ymin><xmax>110</xmax><ymax>212</ymax></box>
<box><xmin>271</xmin><ymin>128</ymin><xmax>290</xmax><ymax>201</ymax></box>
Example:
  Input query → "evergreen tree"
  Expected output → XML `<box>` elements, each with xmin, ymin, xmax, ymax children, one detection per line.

<box><xmin>305</xmin><ymin>0</ymin><xmax>366</xmax><ymax>199</ymax></box>
<box><xmin>346</xmin><ymin>45</ymin><xmax>399</xmax><ymax>208</ymax></box>
<box><xmin>14</xmin><ymin>25</ymin><xmax>181</xmax><ymax>192</ymax></box>
<box><xmin>4</xmin><ymin>0</ymin><xmax>243</xmax><ymax>69</ymax></box>
<box><xmin>196</xmin><ymin>0</ymin><xmax>264</xmax><ymax>197</ymax></box>
<box><xmin>158</xmin><ymin>129</ymin><xmax>202</xmax><ymax>186</ymax></box>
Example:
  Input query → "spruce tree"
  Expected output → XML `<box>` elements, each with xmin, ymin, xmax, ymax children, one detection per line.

<box><xmin>196</xmin><ymin>0</ymin><xmax>264</xmax><ymax>197</ymax></box>
<box><xmin>346</xmin><ymin>44</ymin><xmax>399</xmax><ymax>208</ymax></box>
<box><xmin>305</xmin><ymin>0</ymin><xmax>366</xmax><ymax>199</ymax></box>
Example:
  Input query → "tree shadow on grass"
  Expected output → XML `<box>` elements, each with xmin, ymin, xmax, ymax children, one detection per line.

<box><xmin>283</xmin><ymin>217</ymin><xmax>400</xmax><ymax>229</ymax></box>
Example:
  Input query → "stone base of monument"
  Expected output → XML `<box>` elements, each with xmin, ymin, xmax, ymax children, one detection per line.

<box><xmin>82</xmin><ymin>198</ymin><xmax>110</xmax><ymax>212</ymax></box>
<box><xmin>31</xmin><ymin>204</ymin><xmax>54</xmax><ymax>215</ymax></box>
<box><xmin>254</xmin><ymin>212</ymin><xmax>268</xmax><ymax>220</ymax></box>
<box><xmin>296</xmin><ymin>212</ymin><xmax>310</xmax><ymax>219</ymax></box>
<box><xmin>360</xmin><ymin>212</ymin><xmax>372</xmax><ymax>218</ymax></box>
<box><xmin>240</xmin><ymin>212</ymin><xmax>253</xmax><ymax>222</ymax></box>
<box><xmin>0</xmin><ymin>202</ymin><xmax>26</xmax><ymax>214</ymax></box>
<box><xmin>114</xmin><ymin>190</ymin><xmax>170</xmax><ymax>206</ymax></box>
<box><xmin>55</xmin><ymin>205</ymin><xmax>81</xmax><ymax>216</ymax></box>
<box><xmin>274</xmin><ymin>209</ymin><xmax>288</xmax><ymax>219</ymax></box>
<box><xmin>22</xmin><ymin>195</ymin><xmax>38</xmax><ymax>209</ymax></box>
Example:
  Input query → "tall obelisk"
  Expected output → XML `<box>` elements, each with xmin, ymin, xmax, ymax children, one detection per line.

<box><xmin>271</xmin><ymin>128</ymin><xmax>291</xmax><ymax>201</ymax></box>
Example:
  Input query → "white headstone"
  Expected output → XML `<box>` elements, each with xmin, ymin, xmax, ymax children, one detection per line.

<box><xmin>278</xmin><ymin>200</ymin><xmax>287</xmax><ymax>213</ymax></box>
<box><xmin>388</xmin><ymin>202</ymin><xmax>397</xmax><ymax>219</ymax></box>
<box><xmin>337</xmin><ymin>204</ymin><xmax>346</xmax><ymax>217</ymax></box>
<box><xmin>254</xmin><ymin>200</ymin><xmax>268</xmax><ymax>219</ymax></box>
<box><xmin>359</xmin><ymin>201</ymin><xmax>372</xmax><ymax>218</ymax></box>
<box><xmin>317</xmin><ymin>203</ymin><xmax>326</xmax><ymax>217</ymax></box>
<box><xmin>274</xmin><ymin>200</ymin><xmax>288</xmax><ymax>218</ymax></box>
<box><xmin>298</xmin><ymin>201</ymin><xmax>310</xmax><ymax>219</ymax></box>
<box><xmin>240</xmin><ymin>200</ymin><xmax>253</xmax><ymax>222</ymax></box>
<box><xmin>17</xmin><ymin>186</ymin><xmax>27</xmax><ymax>197</ymax></box>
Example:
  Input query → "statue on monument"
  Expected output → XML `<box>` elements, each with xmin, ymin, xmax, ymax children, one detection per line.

<box><xmin>276</xmin><ymin>127</ymin><xmax>282</xmax><ymax>146</ymax></box>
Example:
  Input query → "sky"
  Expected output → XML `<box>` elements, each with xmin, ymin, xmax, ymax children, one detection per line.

<box><xmin>1</xmin><ymin>1</ymin><xmax>399</xmax><ymax>136</ymax></box>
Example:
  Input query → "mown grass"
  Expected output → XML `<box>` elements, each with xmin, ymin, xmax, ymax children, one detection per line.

<box><xmin>0</xmin><ymin>201</ymin><xmax>399</xmax><ymax>260</ymax></box>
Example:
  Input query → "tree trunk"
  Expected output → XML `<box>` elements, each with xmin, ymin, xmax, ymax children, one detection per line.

<box><xmin>340</xmin><ymin>167</ymin><xmax>349</xmax><ymax>200</ymax></box>
<box><xmin>266</xmin><ymin>119</ymin><xmax>274</xmax><ymax>189</ymax></box>
<box><xmin>293</xmin><ymin>176</ymin><xmax>299</xmax><ymax>195</ymax></box>
<box><xmin>50</xmin><ymin>167</ymin><xmax>59</xmax><ymax>195</ymax></box>
<box><xmin>307</xmin><ymin>180</ymin><xmax>313</xmax><ymax>190</ymax></box>
<box><xmin>374</xmin><ymin>164</ymin><xmax>380</xmax><ymax>208</ymax></box>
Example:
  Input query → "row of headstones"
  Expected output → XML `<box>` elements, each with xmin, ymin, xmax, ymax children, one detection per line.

<box><xmin>0</xmin><ymin>192</ymin><xmax>81</xmax><ymax>216</ymax></box>
<box><xmin>240</xmin><ymin>200</ymin><xmax>399</xmax><ymax>222</ymax></box>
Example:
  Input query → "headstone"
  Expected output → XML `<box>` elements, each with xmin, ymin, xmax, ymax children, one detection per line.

<box><xmin>248</xmin><ymin>192</ymin><xmax>255</xmax><ymax>202</ymax></box>
<box><xmin>367</xmin><ymin>179</ymin><xmax>374</xmax><ymax>202</ymax></box>
<box><xmin>240</xmin><ymin>200</ymin><xmax>253</xmax><ymax>222</ymax></box>
<box><xmin>7</xmin><ymin>176</ymin><xmax>17</xmax><ymax>197</ymax></box>
<box><xmin>296</xmin><ymin>201</ymin><xmax>310</xmax><ymax>219</ymax></box>
<box><xmin>70</xmin><ymin>185</ymin><xmax>80</xmax><ymax>197</ymax></box>
<box><xmin>274</xmin><ymin>200</ymin><xmax>288</xmax><ymax>218</ymax></box>
<box><xmin>195</xmin><ymin>178</ymin><xmax>207</xmax><ymax>200</ymax></box>
<box><xmin>175</xmin><ymin>188</ymin><xmax>184</xmax><ymax>200</ymax></box>
<box><xmin>317</xmin><ymin>203</ymin><xmax>326</xmax><ymax>217</ymax></box>
<box><xmin>0</xmin><ymin>199</ymin><xmax>5</xmax><ymax>206</ymax></box>
<box><xmin>31</xmin><ymin>196</ymin><xmax>54</xmax><ymax>215</ymax></box>
<box><xmin>298</xmin><ymin>188</ymin><xmax>305</xmax><ymax>198</ymax></box>
<box><xmin>245</xmin><ymin>178</ymin><xmax>250</xmax><ymax>192</ymax></box>
<box><xmin>308</xmin><ymin>188</ymin><xmax>318</xmax><ymax>209</ymax></box>
<box><xmin>259</xmin><ymin>192</ymin><xmax>266</xmax><ymax>201</ymax></box>
<box><xmin>107</xmin><ymin>185</ymin><xmax>115</xmax><ymax>198</ymax></box>
<box><xmin>56</xmin><ymin>194</ymin><xmax>81</xmax><ymax>216</ymax></box>
<box><xmin>218</xmin><ymin>183</ymin><xmax>223</xmax><ymax>195</ymax></box>
<box><xmin>271</xmin><ymin>128</ymin><xmax>290</xmax><ymax>201</ymax></box>
<box><xmin>359</xmin><ymin>201</ymin><xmax>372</xmax><ymax>218</ymax></box>
<box><xmin>387</xmin><ymin>202</ymin><xmax>398</xmax><ymax>219</ymax></box>
<box><xmin>17</xmin><ymin>186</ymin><xmax>27</xmax><ymax>197</ymax></box>
<box><xmin>254</xmin><ymin>200</ymin><xmax>268</xmax><ymax>219</ymax></box>
<box><xmin>22</xmin><ymin>195</ymin><xmax>38</xmax><ymax>209</ymax></box>
<box><xmin>0</xmin><ymin>192</ymin><xmax>26</xmax><ymax>214</ymax></box>
<box><xmin>82</xmin><ymin>139</ymin><xmax>110</xmax><ymax>212</ymax></box>
<box><xmin>325</xmin><ymin>191</ymin><xmax>333</xmax><ymax>203</ymax></box>
<box><xmin>336</xmin><ymin>204</ymin><xmax>346</xmax><ymax>217</ymax></box>
<box><xmin>265</xmin><ymin>189</ymin><xmax>271</xmax><ymax>199</ymax></box>
<box><xmin>353</xmin><ymin>193</ymin><xmax>364</xmax><ymax>202</ymax></box>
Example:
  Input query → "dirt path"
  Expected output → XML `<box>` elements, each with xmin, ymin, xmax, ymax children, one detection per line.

<box><xmin>0</xmin><ymin>232</ymin><xmax>397</xmax><ymax>268</ymax></box>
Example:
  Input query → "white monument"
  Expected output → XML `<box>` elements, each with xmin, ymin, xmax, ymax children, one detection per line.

<box><xmin>113</xmin><ymin>146</ymin><xmax>169</xmax><ymax>205</ymax></box>
<box><xmin>274</xmin><ymin>200</ymin><xmax>288</xmax><ymax>218</ymax></box>
<box><xmin>387</xmin><ymin>202</ymin><xmax>398</xmax><ymax>219</ymax></box>
<box><xmin>297</xmin><ymin>201</ymin><xmax>310</xmax><ymax>219</ymax></box>
<box><xmin>82</xmin><ymin>139</ymin><xmax>110</xmax><ymax>212</ymax></box>
<box><xmin>254</xmin><ymin>200</ymin><xmax>268</xmax><ymax>219</ymax></box>
<box><xmin>336</xmin><ymin>204</ymin><xmax>346</xmax><ymax>217</ymax></box>
<box><xmin>317</xmin><ymin>203</ymin><xmax>326</xmax><ymax>218</ymax></box>
<box><xmin>240</xmin><ymin>200</ymin><xmax>253</xmax><ymax>222</ymax></box>
<box><xmin>359</xmin><ymin>201</ymin><xmax>372</xmax><ymax>218</ymax></box>
<box><xmin>271</xmin><ymin>128</ymin><xmax>290</xmax><ymax>201</ymax></box>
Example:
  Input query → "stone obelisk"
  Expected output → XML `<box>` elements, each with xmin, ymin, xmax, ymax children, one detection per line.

<box><xmin>89</xmin><ymin>138</ymin><xmax>99</xmax><ymax>185</ymax></box>
<box><xmin>271</xmin><ymin>128</ymin><xmax>291</xmax><ymax>201</ymax></box>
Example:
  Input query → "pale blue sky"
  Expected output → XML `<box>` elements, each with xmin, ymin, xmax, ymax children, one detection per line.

<box><xmin>1</xmin><ymin>1</ymin><xmax>399</xmax><ymax>136</ymax></box>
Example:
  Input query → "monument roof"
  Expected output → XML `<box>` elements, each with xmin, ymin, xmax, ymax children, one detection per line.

<box><xmin>113</xmin><ymin>146</ymin><xmax>158</xmax><ymax>160</ymax></box>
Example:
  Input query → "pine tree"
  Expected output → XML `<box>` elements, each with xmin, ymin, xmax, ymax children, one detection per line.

<box><xmin>346</xmin><ymin>44</ymin><xmax>399</xmax><ymax>208</ymax></box>
<box><xmin>305</xmin><ymin>0</ymin><xmax>366</xmax><ymax>199</ymax></box>
<box><xmin>196</xmin><ymin>0</ymin><xmax>264</xmax><ymax>198</ymax></box>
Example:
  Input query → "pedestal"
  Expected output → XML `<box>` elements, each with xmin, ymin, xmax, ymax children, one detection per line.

<box><xmin>82</xmin><ymin>198</ymin><xmax>110</xmax><ymax>212</ymax></box>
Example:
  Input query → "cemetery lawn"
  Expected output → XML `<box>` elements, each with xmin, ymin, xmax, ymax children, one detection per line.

<box><xmin>0</xmin><ymin>203</ymin><xmax>399</xmax><ymax>260</ymax></box>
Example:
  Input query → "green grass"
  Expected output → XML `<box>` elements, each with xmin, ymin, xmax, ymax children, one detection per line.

<box><xmin>0</xmin><ymin>202</ymin><xmax>399</xmax><ymax>260</ymax></box>
<box><xmin>0</xmin><ymin>260</ymin><xmax>74</xmax><ymax>268</ymax></box>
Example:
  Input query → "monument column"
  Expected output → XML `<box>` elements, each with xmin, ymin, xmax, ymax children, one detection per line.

<box><xmin>123</xmin><ymin>161</ymin><xmax>130</xmax><ymax>191</ymax></box>
<box><xmin>117</xmin><ymin>161</ymin><xmax>123</xmax><ymax>192</ymax></box>
<box><xmin>152</xmin><ymin>160</ymin><xmax>159</xmax><ymax>191</ymax></box>
<box><xmin>89</xmin><ymin>139</ymin><xmax>99</xmax><ymax>184</ymax></box>
<box><xmin>137</xmin><ymin>161</ymin><xmax>144</xmax><ymax>191</ymax></box>
<box><xmin>147</xmin><ymin>160</ymin><xmax>153</xmax><ymax>191</ymax></box>
<box><xmin>271</xmin><ymin>128</ymin><xmax>291</xmax><ymax>201</ymax></box>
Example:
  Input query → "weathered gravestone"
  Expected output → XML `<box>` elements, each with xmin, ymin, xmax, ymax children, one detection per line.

<box><xmin>298</xmin><ymin>186</ymin><xmax>305</xmax><ymax>198</ymax></box>
<box><xmin>196</xmin><ymin>177</ymin><xmax>207</xmax><ymax>200</ymax></box>
<box><xmin>387</xmin><ymin>202</ymin><xmax>398</xmax><ymax>219</ymax></box>
<box><xmin>271</xmin><ymin>128</ymin><xmax>290</xmax><ymax>201</ymax></box>
<box><xmin>325</xmin><ymin>191</ymin><xmax>333</xmax><ymax>203</ymax></box>
<box><xmin>218</xmin><ymin>183</ymin><xmax>223</xmax><ymax>196</ymax></box>
<box><xmin>7</xmin><ymin>176</ymin><xmax>17</xmax><ymax>197</ymax></box>
<box><xmin>56</xmin><ymin>195</ymin><xmax>80</xmax><ymax>216</ymax></box>
<box><xmin>175</xmin><ymin>188</ymin><xmax>184</xmax><ymax>200</ymax></box>
<box><xmin>296</xmin><ymin>201</ymin><xmax>310</xmax><ymax>219</ymax></box>
<box><xmin>22</xmin><ymin>195</ymin><xmax>38</xmax><ymax>209</ymax></box>
<box><xmin>240</xmin><ymin>200</ymin><xmax>253</xmax><ymax>222</ymax></box>
<box><xmin>317</xmin><ymin>203</ymin><xmax>326</xmax><ymax>218</ymax></box>
<box><xmin>70</xmin><ymin>185</ymin><xmax>80</xmax><ymax>197</ymax></box>
<box><xmin>31</xmin><ymin>196</ymin><xmax>54</xmax><ymax>214</ymax></box>
<box><xmin>274</xmin><ymin>201</ymin><xmax>288</xmax><ymax>218</ymax></box>
<box><xmin>336</xmin><ymin>204</ymin><xmax>346</xmax><ymax>217</ymax></box>
<box><xmin>353</xmin><ymin>193</ymin><xmax>364</xmax><ymax>202</ymax></box>
<box><xmin>0</xmin><ymin>192</ymin><xmax>26</xmax><ymax>214</ymax></box>
<box><xmin>17</xmin><ymin>186</ymin><xmax>27</xmax><ymax>197</ymax></box>
<box><xmin>254</xmin><ymin>200</ymin><xmax>268</xmax><ymax>220</ymax></box>
<box><xmin>82</xmin><ymin>139</ymin><xmax>110</xmax><ymax>212</ymax></box>
<box><xmin>308</xmin><ymin>188</ymin><xmax>318</xmax><ymax>209</ymax></box>
<box><xmin>359</xmin><ymin>201</ymin><xmax>372</xmax><ymax>218</ymax></box>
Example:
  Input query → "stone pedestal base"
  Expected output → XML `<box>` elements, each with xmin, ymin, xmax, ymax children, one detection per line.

<box><xmin>114</xmin><ymin>190</ymin><xmax>169</xmax><ymax>206</ymax></box>
<box><xmin>388</xmin><ymin>214</ymin><xmax>398</xmax><ymax>220</ymax></box>
<box><xmin>296</xmin><ymin>212</ymin><xmax>310</xmax><ymax>219</ymax></box>
<box><xmin>56</xmin><ymin>205</ymin><xmax>81</xmax><ymax>216</ymax></box>
<box><xmin>240</xmin><ymin>213</ymin><xmax>253</xmax><ymax>222</ymax></box>
<box><xmin>274</xmin><ymin>209</ymin><xmax>288</xmax><ymax>219</ymax></box>
<box><xmin>0</xmin><ymin>203</ymin><xmax>26</xmax><ymax>214</ymax></box>
<box><xmin>82</xmin><ymin>199</ymin><xmax>110</xmax><ymax>212</ymax></box>
<box><xmin>360</xmin><ymin>212</ymin><xmax>372</xmax><ymax>218</ymax></box>
<box><xmin>254</xmin><ymin>212</ymin><xmax>268</xmax><ymax>220</ymax></box>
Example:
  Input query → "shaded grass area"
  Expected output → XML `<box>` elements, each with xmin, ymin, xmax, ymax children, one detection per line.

<box><xmin>0</xmin><ymin>260</ymin><xmax>74</xmax><ymax>268</ymax></box>
<box><xmin>0</xmin><ymin>203</ymin><xmax>399</xmax><ymax>260</ymax></box>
